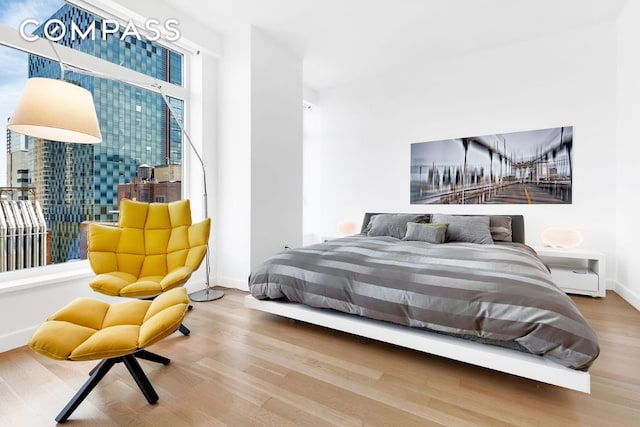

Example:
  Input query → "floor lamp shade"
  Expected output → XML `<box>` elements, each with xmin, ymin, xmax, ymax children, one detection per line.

<box><xmin>8</xmin><ymin>77</ymin><xmax>102</xmax><ymax>144</ymax></box>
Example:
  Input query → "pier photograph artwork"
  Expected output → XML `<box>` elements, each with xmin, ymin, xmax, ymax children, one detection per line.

<box><xmin>410</xmin><ymin>126</ymin><xmax>573</xmax><ymax>205</ymax></box>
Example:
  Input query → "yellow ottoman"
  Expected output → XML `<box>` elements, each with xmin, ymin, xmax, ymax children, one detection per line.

<box><xmin>28</xmin><ymin>287</ymin><xmax>189</xmax><ymax>423</ymax></box>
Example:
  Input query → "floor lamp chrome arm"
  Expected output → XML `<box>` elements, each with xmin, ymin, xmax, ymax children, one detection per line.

<box><xmin>158</xmin><ymin>90</ymin><xmax>223</xmax><ymax>302</ymax></box>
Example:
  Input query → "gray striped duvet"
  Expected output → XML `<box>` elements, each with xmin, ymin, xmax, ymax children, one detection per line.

<box><xmin>249</xmin><ymin>236</ymin><xmax>599</xmax><ymax>370</ymax></box>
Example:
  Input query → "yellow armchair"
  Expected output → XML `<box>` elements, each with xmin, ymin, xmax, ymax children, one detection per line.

<box><xmin>87</xmin><ymin>199</ymin><xmax>210</xmax><ymax>334</ymax></box>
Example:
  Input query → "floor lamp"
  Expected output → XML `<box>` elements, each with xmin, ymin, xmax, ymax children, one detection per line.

<box><xmin>7</xmin><ymin>59</ymin><xmax>222</xmax><ymax>302</ymax></box>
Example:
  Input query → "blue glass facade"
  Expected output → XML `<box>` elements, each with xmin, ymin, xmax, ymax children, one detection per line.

<box><xmin>27</xmin><ymin>4</ymin><xmax>184</xmax><ymax>262</ymax></box>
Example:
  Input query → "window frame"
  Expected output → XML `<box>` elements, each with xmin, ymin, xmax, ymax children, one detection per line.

<box><xmin>0</xmin><ymin>13</ymin><xmax>193</xmax><ymax>288</ymax></box>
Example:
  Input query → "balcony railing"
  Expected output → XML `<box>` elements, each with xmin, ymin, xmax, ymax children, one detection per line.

<box><xmin>0</xmin><ymin>189</ymin><xmax>48</xmax><ymax>272</ymax></box>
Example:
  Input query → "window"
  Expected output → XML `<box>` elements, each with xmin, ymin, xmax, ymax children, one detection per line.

<box><xmin>0</xmin><ymin>1</ymin><xmax>189</xmax><ymax>272</ymax></box>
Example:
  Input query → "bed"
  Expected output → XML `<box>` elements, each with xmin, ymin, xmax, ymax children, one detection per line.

<box><xmin>245</xmin><ymin>213</ymin><xmax>599</xmax><ymax>393</ymax></box>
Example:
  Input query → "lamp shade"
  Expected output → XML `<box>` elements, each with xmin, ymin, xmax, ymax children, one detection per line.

<box><xmin>337</xmin><ymin>220</ymin><xmax>359</xmax><ymax>236</ymax></box>
<box><xmin>541</xmin><ymin>227</ymin><xmax>583</xmax><ymax>249</ymax></box>
<box><xmin>8</xmin><ymin>77</ymin><xmax>102</xmax><ymax>144</ymax></box>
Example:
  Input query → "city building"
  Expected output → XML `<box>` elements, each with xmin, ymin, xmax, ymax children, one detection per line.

<box><xmin>5</xmin><ymin>119</ymin><xmax>30</xmax><ymax>200</ymax></box>
<box><xmin>117</xmin><ymin>164</ymin><xmax>182</xmax><ymax>204</ymax></box>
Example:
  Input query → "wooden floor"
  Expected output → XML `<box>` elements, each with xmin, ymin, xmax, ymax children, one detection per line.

<box><xmin>1</xmin><ymin>289</ymin><xmax>639</xmax><ymax>426</ymax></box>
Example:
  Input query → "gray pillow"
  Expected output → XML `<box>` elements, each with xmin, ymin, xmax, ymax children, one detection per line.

<box><xmin>430</xmin><ymin>214</ymin><xmax>494</xmax><ymax>244</ymax></box>
<box><xmin>490</xmin><ymin>216</ymin><xmax>513</xmax><ymax>242</ymax></box>
<box><xmin>403</xmin><ymin>222</ymin><xmax>448</xmax><ymax>243</ymax></box>
<box><xmin>365</xmin><ymin>214</ymin><xmax>429</xmax><ymax>239</ymax></box>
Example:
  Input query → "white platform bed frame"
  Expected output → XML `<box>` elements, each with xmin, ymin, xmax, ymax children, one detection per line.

<box><xmin>244</xmin><ymin>213</ymin><xmax>591</xmax><ymax>393</ymax></box>
<box><xmin>244</xmin><ymin>295</ymin><xmax>591</xmax><ymax>393</ymax></box>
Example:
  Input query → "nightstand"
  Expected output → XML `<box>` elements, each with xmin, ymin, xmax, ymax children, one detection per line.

<box><xmin>533</xmin><ymin>246</ymin><xmax>606</xmax><ymax>297</ymax></box>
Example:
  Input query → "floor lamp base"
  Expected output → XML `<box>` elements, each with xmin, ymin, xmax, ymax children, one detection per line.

<box><xmin>189</xmin><ymin>288</ymin><xmax>224</xmax><ymax>302</ymax></box>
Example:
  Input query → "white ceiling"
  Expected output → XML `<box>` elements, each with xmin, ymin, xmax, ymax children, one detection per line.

<box><xmin>165</xmin><ymin>0</ymin><xmax>628</xmax><ymax>91</ymax></box>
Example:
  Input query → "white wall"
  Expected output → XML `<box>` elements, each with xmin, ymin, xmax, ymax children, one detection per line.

<box><xmin>216</xmin><ymin>27</ymin><xmax>252</xmax><ymax>288</ymax></box>
<box><xmin>315</xmin><ymin>22</ymin><xmax>619</xmax><ymax>285</ymax></box>
<box><xmin>615</xmin><ymin>2</ymin><xmax>640</xmax><ymax>310</ymax></box>
<box><xmin>250</xmin><ymin>28</ymin><xmax>303</xmax><ymax>270</ymax></box>
<box><xmin>303</xmin><ymin>101</ymin><xmax>323</xmax><ymax>245</ymax></box>
<box><xmin>216</xmin><ymin>26</ymin><xmax>304</xmax><ymax>288</ymax></box>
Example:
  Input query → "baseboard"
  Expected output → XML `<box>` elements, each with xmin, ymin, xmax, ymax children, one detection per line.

<box><xmin>613</xmin><ymin>280</ymin><xmax>640</xmax><ymax>312</ymax></box>
<box><xmin>217</xmin><ymin>276</ymin><xmax>249</xmax><ymax>291</ymax></box>
<box><xmin>184</xmin><ymin>279</ymin><xmax>207</xmax><ymax>294</ymax></box>
<box><xmin>0</xmin><ymin>326</ymin><xmax>36</xmax><ymax>353</ymax></box>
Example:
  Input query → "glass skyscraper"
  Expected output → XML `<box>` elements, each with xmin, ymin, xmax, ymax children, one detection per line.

<box><xmin>26</xmin><ymin>4</ymin><xmax>184</xmax><ymax>263</ymax></box>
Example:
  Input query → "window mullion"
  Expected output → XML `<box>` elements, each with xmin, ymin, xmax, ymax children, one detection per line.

<box><xmin>0</xmin><ymin>24</ymin><xmax>187</xmax><ymax>100</ymax></box>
